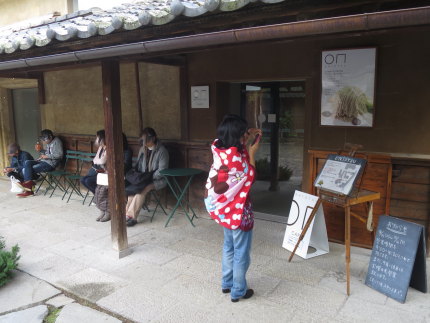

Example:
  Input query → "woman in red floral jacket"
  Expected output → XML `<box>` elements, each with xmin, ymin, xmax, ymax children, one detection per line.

<box><xmin>205</xmin><ymin>114</ymin><xmax>261</xmax><ymax>302</ymax></box>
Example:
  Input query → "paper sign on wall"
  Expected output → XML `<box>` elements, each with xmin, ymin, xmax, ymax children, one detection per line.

<box><xmin>191</xmin><ymin>86</ymin><xmax>209</xmax><ymax>108</ymax></box>
<box><xmin>282</xmin><ymin>190</ymin><xmax>329</xmax><ymax>259</ymax></box>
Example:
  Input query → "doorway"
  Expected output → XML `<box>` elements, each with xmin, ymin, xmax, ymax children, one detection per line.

<box><xmin>12</xmin><ymin>88</ymin><xmax>41</xmax><ymax>154</ymax></box>
<box><xmin>228</xmin><ymin>81</ymin><xmax>306</xmax><ymax>219</ymax></box>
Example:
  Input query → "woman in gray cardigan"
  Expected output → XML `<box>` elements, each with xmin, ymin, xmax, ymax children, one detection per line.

<box><xmin>126</xmin><ymin>127</ymin><xmax>169</xmax><ymax>227</ymax></box>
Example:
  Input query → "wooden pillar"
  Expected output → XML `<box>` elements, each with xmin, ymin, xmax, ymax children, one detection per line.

<box><xmin>179</xmin><ymin>64</ymin><xmax>189</xmax><ymax>141</ymax></box>
<box><xmin>134</xmin><ymin>62</ymin><xmax>143</xmax><ymax>133</ymax></box>
<box><xmin>101</xmin><ymin>60</ymin><xmax>129</xmax><ymax>258</ymax></box>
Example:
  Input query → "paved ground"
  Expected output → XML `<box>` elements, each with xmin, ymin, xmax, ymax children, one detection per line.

<box><xmin>0</xmin><ymin>179</ymin><xmax>429</xmax><ymax>322</ymax></box>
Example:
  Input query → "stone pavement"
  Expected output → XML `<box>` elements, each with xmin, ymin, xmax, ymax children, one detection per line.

<box><xmin>0</xmin><ymin>179</ymin><xmax>429</xmax><ymax>322</ymax></box>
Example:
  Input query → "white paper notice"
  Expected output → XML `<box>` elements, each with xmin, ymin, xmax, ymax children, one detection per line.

<box><xmin>191</xmin><ymin>86</ymin><xmax>209</xmax><ymax>109</ymax></box>
<box><xmin>268</xmin><ymin>114</ymin><xmax>276</xmax><ymax>123</ymax></box>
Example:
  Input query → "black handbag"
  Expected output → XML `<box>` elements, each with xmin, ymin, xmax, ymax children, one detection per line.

<box><xmin>125</xmin><ymin>169</ymin><xmax>154</xmax><ymax>185</ymax></box>
<box><xmin>125</xmin><ymin>169</ymin><xmax>155</xmax><ymax>196</ymax></box>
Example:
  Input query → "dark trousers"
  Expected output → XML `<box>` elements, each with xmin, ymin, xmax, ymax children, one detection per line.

<box><xmin>80</xmin><ymin>167</ymin><xmax>98</xmax><ymax>194</ymax></box>
<box><xmin>23</xmin><ymin>160</ymin><xmax>54</xmax><ymax>181</ymax></box>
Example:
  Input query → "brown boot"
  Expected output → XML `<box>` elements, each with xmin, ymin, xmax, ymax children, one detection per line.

<box><xmin>16</xmin><ymin>180</ymin><xmax>34</xmax><ymax>192</ymax></box>
<box><xmin>16</xmin><ymin>181</ymin><xmax>35</xmax><ymax>198</ymax></box>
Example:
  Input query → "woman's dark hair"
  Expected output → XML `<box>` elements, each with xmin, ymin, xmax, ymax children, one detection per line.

<box><xmin>141</xmin><ymin>127</ymin><xmax>157</xmax><ymax>143</ymax></box>
<box><xmin>96</xmin><ymin>130</ymin><xmax>105</xmax><ymax>144</ymax></box>
<box><xmin>215</xmin><ymin>114</ymin><xmax>248</xmax><ymax>152</ymax></box>
<box><xmin>122</xmin><ymin>132</ymin><xmax>129</xmax><ymax>150</ymax></box>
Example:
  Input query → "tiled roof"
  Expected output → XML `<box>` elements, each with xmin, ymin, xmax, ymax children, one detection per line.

<box><xmin>0</xmin><ymin>0</ymin><xmax>285</xmax><ymax>55</ymax></box>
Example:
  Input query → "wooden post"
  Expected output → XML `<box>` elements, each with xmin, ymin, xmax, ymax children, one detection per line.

<box><xmin>101</xmin><ymin>60</ymin><xmax>130</xmax><ymax>258</ymax></box>
<box><xmin>345</xmin><ymin>205</ymin><xmax>351</xmax><ymax>296</ymax></box>
<box><xmin>134</xmin><ymin>62</ymin><xmax>143</xmax><ymax>133</ymax></box>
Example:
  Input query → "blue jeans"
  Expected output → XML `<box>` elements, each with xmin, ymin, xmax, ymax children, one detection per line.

<box><xmin>222</xmin><ymin>227</ymin><xmax>253</xmax><ymax>299</ymax></box>
<box><xmin>23</xmin><ymin>160</ymin><xmax>54</xmax><ymax>181</ymax></box>
<box><xmin>81</xmin><ymin>167</ymin><xmax>98</xmax><ymax>194</ymax></box>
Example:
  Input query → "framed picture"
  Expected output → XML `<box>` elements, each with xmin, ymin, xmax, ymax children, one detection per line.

<box><xmin>314</xmin><ymin>154</ymin><xmax>367</xmax><ymax>196</ymax></box>
<box><xmin>320</xmin><ymin>48</ymin><xmax>376</xmax><ymax>127</ymax></box>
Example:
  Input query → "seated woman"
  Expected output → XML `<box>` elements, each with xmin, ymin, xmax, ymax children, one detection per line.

<box><xmin>125</xmin><ymin>127</ymin><xmax>169</xmax><ymax>227</ymax></box>
<box><xmin>81</xmin><ymin>130</ymin><xmax>107</xmax><ymax>195</ymax></box>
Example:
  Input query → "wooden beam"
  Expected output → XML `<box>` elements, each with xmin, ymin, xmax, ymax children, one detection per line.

<box><xmin>37</xmin><ymin>73</ymin><xmax>46</xmax><ymax>104</ymax></box>
<box><xmin>134</xmin><ymin>62</ymin><xmax>143</xmax><ymax>133</ymax></box>
<box><xmin>101</xmin><ymin>60</ymin><xmax>129</xmax><ymax>258</ymax></box>
<box><xmin>179</xmin><ymin>62</ymin><xmax>189</xmax><ymax>141</ymax></box>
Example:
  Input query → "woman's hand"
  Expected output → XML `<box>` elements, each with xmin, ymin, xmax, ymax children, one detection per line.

<box><xmin>248</xmin><ymin>129</ymin><xmax>262</xmax><ymax>167</ymax></box>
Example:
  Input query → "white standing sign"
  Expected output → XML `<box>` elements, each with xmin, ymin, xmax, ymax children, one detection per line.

<box><xmin>282</xmin><ymin>191</ymin><xmax>329</xmax><ymax>259</ymax></box>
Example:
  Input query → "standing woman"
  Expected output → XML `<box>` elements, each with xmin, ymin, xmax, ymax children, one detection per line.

<box><xmin>204</xmin><ymin>114</ymin><xmax>262</xmax><ymax>302</ymax></box>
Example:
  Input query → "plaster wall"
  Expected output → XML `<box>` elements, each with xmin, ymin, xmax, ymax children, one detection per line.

<box><xmin>0</xmin><ymin>0</ymin><xmax>71</xmax><ymax>27</ymax></box>
<box><xmin>138</xmin><ymin>62</ymin><xmax>181</xmax><ymax>140</ymax></box>
<box><xmin>42</xmin><ymin>63</ymin><xmax>139</xmax><ymax>137</ymax></box>
<box><xmin>40</xmin><ymin>62</ymin><xmax>180</xmax><ymax>140</ymax></box>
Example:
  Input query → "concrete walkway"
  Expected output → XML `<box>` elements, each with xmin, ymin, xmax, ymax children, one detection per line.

<box><xmin>0</xmin><ymin>179</ymin><xmax>429</xmax><ymax>322</ymax></box>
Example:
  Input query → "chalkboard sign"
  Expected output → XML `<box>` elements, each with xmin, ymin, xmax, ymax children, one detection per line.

<box><xmin>365</xmin><ymin>215</ymin><xmax>427</xmax><ymax>303</ymax></box>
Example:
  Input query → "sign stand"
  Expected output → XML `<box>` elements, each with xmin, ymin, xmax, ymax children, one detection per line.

<box><xmin>287</xmin><ymin>198</ymin><xmax>323</xmax><ymax>261</ymax></box>
<box><xmin>290</xmin><ymin>144</ymin><xmax>380</xmax><ymax>296</ymax></box>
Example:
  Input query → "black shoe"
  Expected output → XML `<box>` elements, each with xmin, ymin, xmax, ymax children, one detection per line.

<box><xmin>222</xmin><ymin>288</ymin><xmax>231</xmax><ymax>294</ymax></box>
<box><xmin>127</xmin><ymin>219</ymin><xmax>137</xmax><ymax>227</ymax></box>
<box><xmin>231</xmin><ymin>289</ymin><xmax>254</xmax><ymax>303</ymax></box>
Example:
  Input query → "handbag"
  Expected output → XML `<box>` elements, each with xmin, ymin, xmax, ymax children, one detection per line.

<box><xmin>96</xmin><ymin>173</ymin><xmax>109</xmax><ymax>186</ymax></box>
<box><xmin>10</xmin><ymin>176</ymin><xmax>24</xmax><ymax>193</ymax></box>
<box><xmin>125</xmin><ymin>169</ymin><xmax>154</xmax><ymax>196</ymax></box>
<box><xmin>125</xmin><ymin>169</ymin><xmax>154</xmax><ymax>185</ymax></box>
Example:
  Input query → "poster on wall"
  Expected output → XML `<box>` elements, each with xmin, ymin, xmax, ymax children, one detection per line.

<box><xmin>191</xmin><ymin>86</ymin><xmax>209</xmax><ymax>108</ymax></box>
<box><xmin>314</xmin><ymin>154</ymin><xmax>367</xmax><ymax>196</ymax></box>
<box><xmin>320</xmin><ymin>48</ymin><xmax>376</xmax><ymax>127</ymax></box>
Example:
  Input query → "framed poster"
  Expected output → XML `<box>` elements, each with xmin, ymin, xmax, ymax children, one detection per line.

<box><xmin>320</xmin><ymin>48</ymin><xmax>376</xmax><ymax>127</ymax></box>
<box><xmin>314</xmin><ymin>154</ymin><xmax>367</xmax><ymax>196</ymax></box>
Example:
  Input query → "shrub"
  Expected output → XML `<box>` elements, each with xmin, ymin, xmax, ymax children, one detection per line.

<box><xmin>255</xmin><ymin>158</ymin><xmax>293</xmax><ymax>181</ymax></box>
<box><xmin>0</xmin><ymin>236</ymin><xmax>20</xmax><ymax>288</ymax></box>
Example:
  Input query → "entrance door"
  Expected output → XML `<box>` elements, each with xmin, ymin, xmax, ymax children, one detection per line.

<box><xmin>240</xmin><ymin>81</ymin><xmax>306</xmax><ymax>219</ymax></box>
<box><xmin>12</xmin><ymin>88</ymin><xmax>40</xmax><ymax>154</ymax></box>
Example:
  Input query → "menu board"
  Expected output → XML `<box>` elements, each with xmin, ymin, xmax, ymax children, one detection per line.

<box><xmin>314</xmin><ymin>154</ymin><xmax>367</xmax><ymax>196</ymax></box>
<box><xmin>365</xmin><ymin>215</ymin><xmax>427</xmax><ymax>303</ymax></box>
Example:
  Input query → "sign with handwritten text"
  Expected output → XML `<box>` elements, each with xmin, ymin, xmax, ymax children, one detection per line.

<box><xmin>365</xmin><ymin>215</ymin><xmax>427</xmax><ymax>303</ymax></box>
<box><xmin>314</xmin><ymin>154</ymin><xmax>367</xmax><ymax>196</ymax></box>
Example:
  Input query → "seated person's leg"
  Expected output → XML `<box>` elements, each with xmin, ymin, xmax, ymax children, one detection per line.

<box><xmin>32</xmin><ymin>161</ymin><xmax>54</xmax><ymax>177</ymax></box>
<box><xmin>81</xmin><ymin>168</ymin><xmax>98</xmax><ymax>193</ymax></box>
<box><xmin>86</xmin><ymin>175</ymin><xmax>98</xmax><ymax>194</ymax></box>
<box><xmin>126</xmin><ymin>183</ymin><xmax>155</xmax><ymax>226</ymax></box>
<box><xmin>23</xmin><ymin>160</ymin><xmax>39</xmax><ymax>182</ymax></box>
